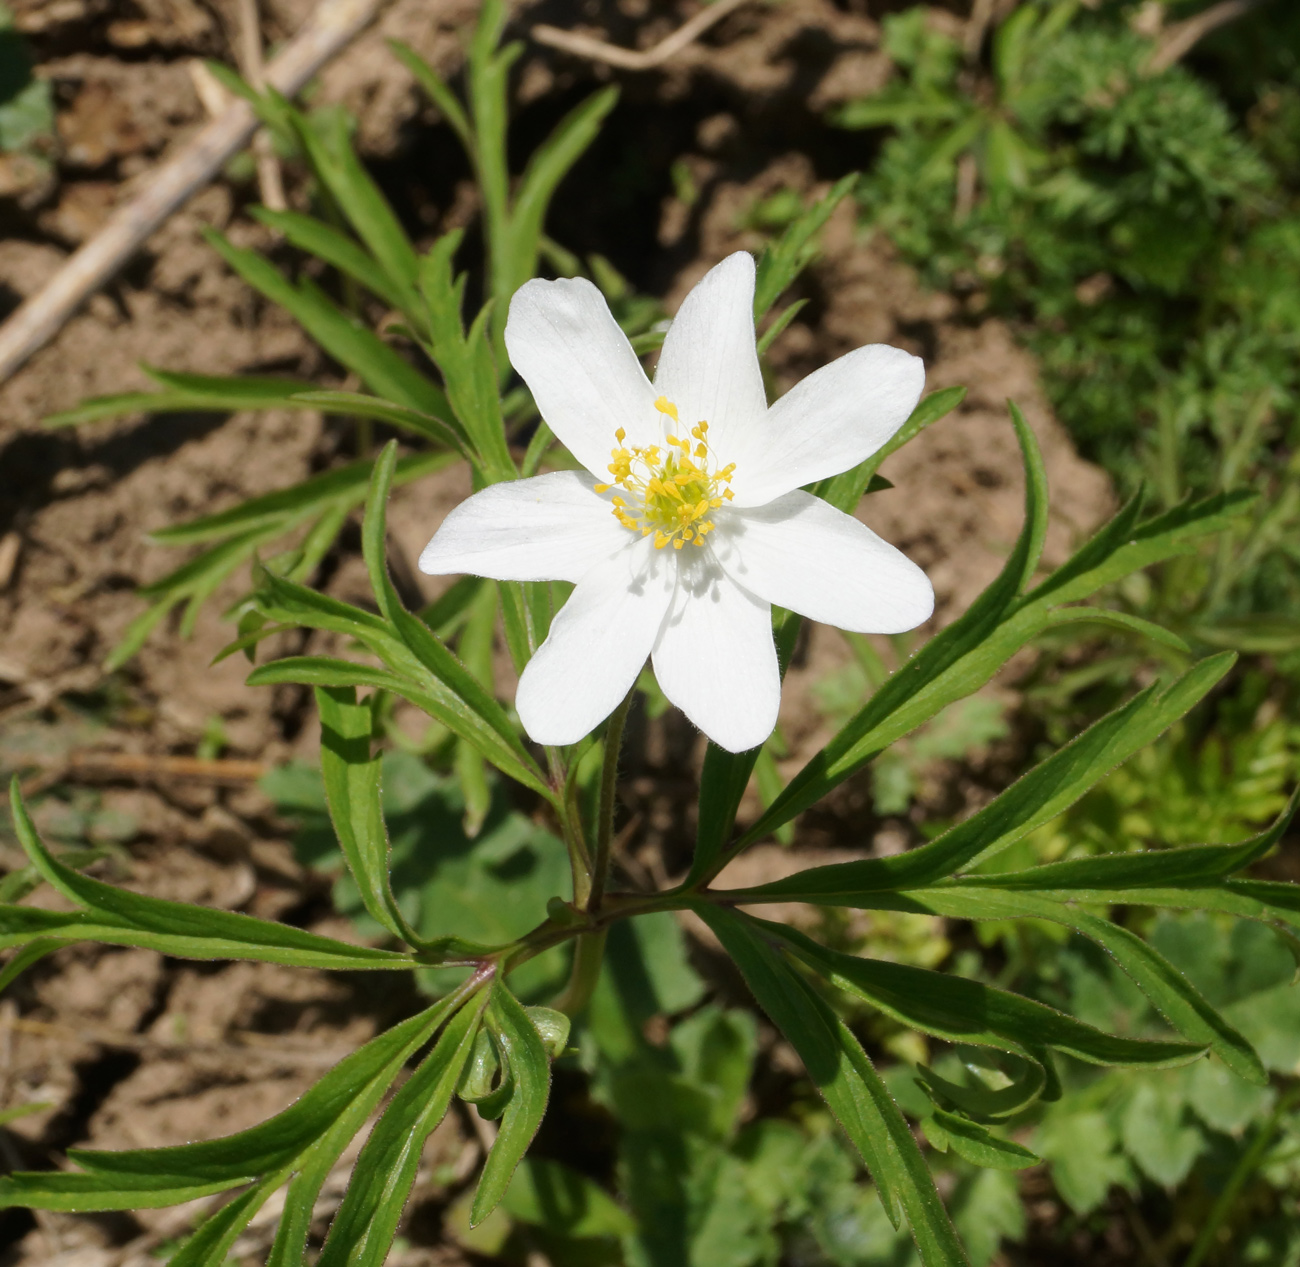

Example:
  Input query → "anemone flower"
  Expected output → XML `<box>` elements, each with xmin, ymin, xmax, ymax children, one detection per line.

<box><xmin>419</xmin><ymin>252</ymin><xmax>933</xmax><ymax>753</ymax></box>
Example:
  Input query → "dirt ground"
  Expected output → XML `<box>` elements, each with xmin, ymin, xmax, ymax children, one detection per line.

<box><xmin>0</xmin><ymin>2</ymin><xmax>1114</xmax><ymax>1264</ymax></box>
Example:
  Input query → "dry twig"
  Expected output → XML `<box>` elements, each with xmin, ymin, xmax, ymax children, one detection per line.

<box><xmin>0</xmin><ymin>0</ymin><xmax>389</xmax><ymax>386</ymax></box>
<box><xmin>532</xmin><ymin>0</ymin><xmax>754</xmax><ymax>71</ymax></box>
<box><xmin>234</xmin><ymin>0</ymin><xmax>288</xmax><ymax>211</ymax></box>
<box><xmin>1146</xmin><ymin>0</ymin><xmax>1268</xmax><ymax>74</ymax></box>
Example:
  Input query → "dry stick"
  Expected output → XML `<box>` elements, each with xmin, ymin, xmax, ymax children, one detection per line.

<box><xmin>0</xmin><ymin>0</ymin><xmax>387</xmax><ymax>386</ymax></box>
<box><xmin>236</xmin><ymin>0</ymin><xmax>288</xmax><ymax>212</ymax></box>
<box><xmin>532</xmin><ymin>0</ymin><xmax>754</xmax><ymax>71</ymax></box>
<box><xmin>1146</xmin><ymin>0</ymin><xmax>1269</xmax><ymax>74</ymax></box>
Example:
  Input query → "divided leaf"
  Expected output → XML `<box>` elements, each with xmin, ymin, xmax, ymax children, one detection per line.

<box><xmin>697</xmin><ymin>904</ymin><xmax>971</xmax><ymax>1267</ymax></box>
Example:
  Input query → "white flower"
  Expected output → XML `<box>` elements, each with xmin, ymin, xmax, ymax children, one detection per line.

<box><xmin>419</xmin><ymin>252</ymin><xmax>933</xmax><ymax>754</ymax></box>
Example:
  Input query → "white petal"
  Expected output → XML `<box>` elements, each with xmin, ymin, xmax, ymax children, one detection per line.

<box><xmin>653</xmin><ymin>252</ymin><xmax>768</xmax><ymax>474</ymax></box>
<box><xmin>728</xmin><ymin>345</ymin><xmax>925</xmax><ymax>507</ymax></box>
<box><xmin>714</xmin><ymin>491</ymin><xmax>934</xmax><ymax>633</ymax></box>
<box><xmin>651</xmin><ymin>554</ymin><xmax>779</xmax><ymax>753</ymax></box>
<box><xmin>505</xmin><ymin>277</ymin><xmax>660</xmax><ymax>479</ymax></box>
<box><xmin>418</xmin><ymin>472</ymin><xmax>628</xmax><ymax>583</ymax></box>
<box><xmin>516</xmin><ymin>540</ymin><xmax>674</xmax><ymax>746</ymax></box>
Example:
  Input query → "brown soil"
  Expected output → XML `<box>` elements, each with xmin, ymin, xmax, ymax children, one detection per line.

<box><xmin>0</xmin><ymin>2</ymin><xmax>1114</xmax><ymax>1264</ymax></box>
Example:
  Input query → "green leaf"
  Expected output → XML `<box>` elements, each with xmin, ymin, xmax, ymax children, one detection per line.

<box><xmin>388</xmin><ymin>40</ymin><xmax>472</xmax><ymax>151</ymax></box>
<box><xmin>471</xmin><ymin>981</ymin><xmax>555</xmax><ymax>1226</ymax></box>
<box><xmin>1033</xmin><ymin>1109</ymin><xmax>1128</xmax><ymax>1215</ymax></box>
<box><xmin>249</xmin><ymin>207</ymin><xmax>410</xmax><ymax>312</ymax></box>
<box><xmin>204</xmin><ymin>230</ymin><xmax>448</xmax><ymax>419</ymax></box>
<box><xmin>728</xmin><ymin>654</ymin><xmax>1233</xmax><ymax>899</ymax></box>
<box><xmin>697</xmin><ymin>905</ymin><xmax>970</xmax><ymax>1266</ymax></box>
<box><xmin>971</xmin><ymin>786</ymin><xmax>1299</xmax><ymax>891</ymax></box>
<box><xmin>753</xmin><ymin>173</ymin><xmax>858</xmax><ymax>317</ymax></box>
<box><xmin>0</xmin><ymin>1171</ymin><xmax>241</xmax><ymax>1213</ymax></box>
<box><xmin>5</xmin><ymin>780</ymin><xmax>412</xmax><ymax>972</ymax></box>
<box><xmin>502</xmin><ymin>1158</ymin><xmax>635</xmax><ymax>1238</ymax></box>
<box><xmin>507</xmin><ymin>87</ymin><xmax>620</xmax><ymax>299</ymax></box>
<box><xmin>923</xmin><ymin>1110</ymin><xmax>1040</xmax><ymax>1170</ymax></box>
<box><xmin>316</xmin><ymin>996</ymin><xmax>483</xmax><ymax>1267</ymax></box>
<box><xmin>417</xmin><ymin>236</ymin><xmax>512</xmax><ymax>477</ymax></box>
<box><xmin>165</xmin><ymin>1175</ymin><xmax>285</xmax><ymax>1267</ymax></box>
<box><xmin>721</xmin><ymin>440</ymin><xmax>1251</xmax><ymax>861</ymax></box>
<box><xmin>814</xmin><ymin>385</ymin><xmax>968</xmax><ymax>516</ymax></box>
<box><xmin>768</xmin><ymin>921</ymin><xmax>1203</xmax><ymax>1069</ymax></box>
<box><xmin>288</xmin><ymin>390</ymin><xmax>468</xmax><ymax>451</ymax></box>
<box><xmin>915</xmin><ymin>1056</ymin><xmax>1050</xmax><ymax>1121</ymax></box>
<box><xmin>69</xmin><ymin>1003</ymin><xmax>446</xmax><ymax>1190</ymax></box>
<box><xmin>1121</xmin><ymin>1080</ymin><xmax>1202</xmax><ymax>1187</ymax></box>
<box><xmin>294</xmin><ymin>107</ymin><xmax>420</xmax><ymax>306</ymax></box>
<box><xmin>686</xmin><ymin>386</ymin><xmax>970</xmax><ymax>884</ymax></box>
<box><xmin>153</xmin><ymin>451</ymin><xmax>451</xmax><ymax>546</ymax></box>
<box><xmin>890</xmin><ymin>887</ymin><xmax>1266</xmax><ymax>1086</ymax></box>
<box><xmin>1026</xmin><ymin>489</ymin><xmax>1256</xmax><ymax>611</ymax></box>
<box><xmin>755</xmin><ymin>298</ymin><xmax>808</xmax><ymax>357</ymax></box>
<box><xmin>246</xmin><ymin>570</ymin><xmax>547</xmax><ymax>797</ymax></box>
<box><xmin>317</xmin><ymin>684</ymin><xmax>418</xmax><ymax>944</ymax></box>
<box><xmin>42</xmin><ymin>371</ymin><xmax>323</xmax><ymax>427</ymax></box>
<box><xmin>1043</xmin><ymin>605</ymin><xmax>1191</xmax><ymax>653</ymax></box>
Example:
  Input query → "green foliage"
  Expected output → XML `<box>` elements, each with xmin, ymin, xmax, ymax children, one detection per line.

<box><xmin>0</xmin><ymin>4</ymin><xmax>52</xmax><ymax>152</ymax></box>
<box><xmin>842</xmin><ymin>0</ymin><xmax>1300</xmax><ymax>641</ymax></box>
<box><xmin>10</xmin><ymin>12</ymin><xmax>1300</xmax><ymax>1266</ymax></box>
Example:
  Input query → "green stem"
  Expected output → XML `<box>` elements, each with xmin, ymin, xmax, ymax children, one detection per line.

<box><xmin>589</xmin><ymin>689</ymin><xmax>634</xmax><ymax>914</ymax></box>
<box><xmin>549</xmin><ymin>928</ymin><xmax>607</xmax><ymax>1018</ymax></box>
<box><xmin>1185</xmin><ymin>1082</ymin><xmax>1298</xmax><ymax>1267</ymax></box>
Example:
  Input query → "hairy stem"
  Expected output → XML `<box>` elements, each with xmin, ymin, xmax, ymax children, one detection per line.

<box><xmin>589</xmin><ymin>689</ymin><xmax>634</xmax><ymax>914</ymax></box>
<box><xmin>550</xmin><ymin>928</ymin><xmax>608</xmax><ymax>1018</ymax></box>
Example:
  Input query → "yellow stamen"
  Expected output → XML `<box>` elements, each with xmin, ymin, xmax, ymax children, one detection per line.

<box><xmin>600</xmin><ymin>397</ymin><xmax>736</xmax><ymax>550</ymax></box>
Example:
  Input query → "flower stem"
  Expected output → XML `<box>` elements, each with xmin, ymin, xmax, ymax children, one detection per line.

<box><xmin>589</xmin><ymin>687</ymin><xmax>634</xmax><ymax>915</ymax></box>
<box><xmin>1185</xmin><ymin>1082</ymin><xmax>1297</xmax><ymax>1267</ymax></box>
<box><xmin>550</xmin><ymin>927</ymin><xmax>607</xmax><ymax>1018</ymax></box>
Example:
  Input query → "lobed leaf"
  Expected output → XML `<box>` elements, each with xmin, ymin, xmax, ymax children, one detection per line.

<box><xmin>471</xmin><ymin>981</ymin><xmax>554</xmax><ymax>1226</ymax></box>
<box><xmin>698</xmin><ymin>905</ymin><xmax>970</xmax><ymax>1266</ymax></box>
<box><xmin>317</xmin><ymin>684</ymin><xmax>419</xmax><ymax>944</ymax></box>
<box><xmin>249</xmin><ymin>207</ymin><xmax>410</xmax><ymax>312</ymax></box>
<box><xmin>880</xmin><ymin>887</ymin><xmax>1266</xmax><ymax>1086</ymax></box>
<box><xmin>766</xmin><ymin>920</ymin><xmax>1203</xmax><ymax>1070</ymax></box>
<box><xmin>316</xmin><ymin>996</ymin><xmax>483</xmax><ymax>1267</ymax></box>
<box><xmin>5</xmin><ymin>781</ymin><xmax>412</xmax><ymax>973</ymax></box>
<box><xmin>924</xmin><ymin>1110</ymin><xmax>1040</xmax><ymax>1171</ymax></box>
<box><xmin>43</xmin><ymin>371</ymin><xmax>321</xmax><ymax>428</ymax></box>
<box><xmin>706</xmin><ymin>403</ymin><xmax>1049</xmax><ymax>871</ymax></box>
<box><xmin>152</xmin><ymin>452</ymin><xmax>450</xmax><ymax>546</ymax></box>
<box><xmin>165</xmin><ymin>1175</ymin><xmax>286</xmax><ymax>1267</ymax></box>
<box><xmin>203</xmin><ymin>231</ymin><xmax>448</xmax><ymax>420</ymax></box>
<box><xmin>967</xmin><ymin>787</ymin><xmax>1299</xmax><ymax>892</ymax></box>
<box><xmin>717</xmin><ymin>433</ymin><xmax>1252</xmax><ymax>863</ymax></box>
<box><xmin>753</xmin><ymin>173</ymin><xmax>858</xmax><ymax>317</ymax></box>
<box><xmin>725</xmin><ymin>653</ymin><xmax>1233</xmax><ymax>900</ymax></box>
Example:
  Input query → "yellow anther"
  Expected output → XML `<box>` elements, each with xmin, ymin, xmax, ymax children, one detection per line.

<box><xmin>601</xmin><ymin>413</ymin><xmax>735</xmax><ymax>549</ymax></box>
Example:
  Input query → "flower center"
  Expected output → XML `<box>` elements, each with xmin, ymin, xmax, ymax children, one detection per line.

<box><xmin>594</xmin><ymin>397</ymin><xmax>736</xmax><ymax>550</ymax></box>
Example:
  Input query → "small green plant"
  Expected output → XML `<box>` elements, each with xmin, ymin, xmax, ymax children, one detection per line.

<box><xmin>4</xmin><ymin>6</ymin><xmax>1299</xmax><ymax>1265</ymax></box>
<box><xmin>838</xmin><ymin>0</ymin><xmax>1300</xmax><ymax>657</ymax></box>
